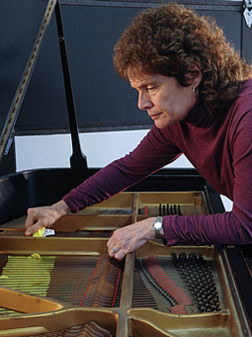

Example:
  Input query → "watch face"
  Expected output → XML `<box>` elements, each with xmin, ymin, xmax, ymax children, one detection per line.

<box><xmin>154</xmin><ymin>221</ymin><xmax>162</xmax><ymax>230</ymax></box>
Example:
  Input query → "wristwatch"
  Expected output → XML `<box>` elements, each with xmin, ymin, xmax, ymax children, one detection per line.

<box><xmin>152</xmin><ymin>216</ymin><xmax>165</xmax><ymax>239</ymax></box>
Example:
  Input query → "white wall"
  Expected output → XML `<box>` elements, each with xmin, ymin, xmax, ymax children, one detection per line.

<box><xmin>15</xmin><ymin>130</ymin><xmax>233</xmax><ymax>211</ymax></box>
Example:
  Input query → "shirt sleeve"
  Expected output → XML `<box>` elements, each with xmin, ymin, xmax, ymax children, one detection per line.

<box><xmin>163</xmin><ymin>99</ymin><xmax>252</xmax><ymax>246</ymax></box>
<box><xmin>63</xmin><ymin>125</ymin><xmax>181</xmax><ymax>212</ymax></box>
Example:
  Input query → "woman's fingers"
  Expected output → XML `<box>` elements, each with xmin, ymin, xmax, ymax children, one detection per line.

<box><xmin>107</xmin><ymin>218</ymin><xmax>156</xmax><ymax>260</ymax></box>
<box><xmin>25</xmin><ymin>209</ymin><xmax>44</xmax><ymax>236</ymax></box>
<box><xmin>24</xmin><ymin>200</ymin><xmax>70</xmax><ymax>236</ymax></box>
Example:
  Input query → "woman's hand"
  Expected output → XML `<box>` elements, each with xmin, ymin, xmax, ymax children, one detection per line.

<box><xmin>25</xmin><ymin>200</ymin><xmax>70</xmax><ymax>236</ymax></box>
<box><xmin>107</xmin><ymin>217</ymin><xmax>156</xmax><ymax>260</ymax></box>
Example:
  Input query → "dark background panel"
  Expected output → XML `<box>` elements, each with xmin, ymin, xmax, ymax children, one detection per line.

<box><xmin>60</xmin><ymin>6</ymin><xmax>144</xmax><ymax>128</ymax></box>
<box><xmin>0</xmin><ymin>0</ymin><xmax>56</xmax><ymax>176</ymax></box>
<box><xmin>0</xmin><ymin>0</ymin><xmax>53</xmax><ymax>138</ymax></box>
<box><xmin>16</xmin><ymin>2</ymin><xmax>246</xmax><ymax>135</ymax></box>
<box><xmin>16</xmin><ymin>10</ymin><xmax>70</xmax><ymax>133</ymax></box>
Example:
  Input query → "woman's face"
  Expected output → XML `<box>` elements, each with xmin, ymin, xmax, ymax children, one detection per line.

<box><xmin>129</xmin><ymin>71</ymin><xmax>201</xmax><ymax>129</ymax></box>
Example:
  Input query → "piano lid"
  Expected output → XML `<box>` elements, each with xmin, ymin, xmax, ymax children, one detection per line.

<box><xmin>0</xmin><ymin>0</ymin><xmax>57</xmax><ymax>164</ymax></box>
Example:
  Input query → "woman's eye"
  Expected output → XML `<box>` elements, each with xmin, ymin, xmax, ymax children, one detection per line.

<box><xmin>146</xmin><ymin>86</ymin><xmax>156</xmax><ymax>92</ymax></box>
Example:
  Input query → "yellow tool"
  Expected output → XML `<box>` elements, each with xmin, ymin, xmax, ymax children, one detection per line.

<box><xmin>32</xmin><ymin>227</ymin><xmax>45</xmax><ymax>237</ymax></box>
<box><xmin>33</xmin><ymin>228</ymin><xmax>55</xmax><ymax>237</ymax></box>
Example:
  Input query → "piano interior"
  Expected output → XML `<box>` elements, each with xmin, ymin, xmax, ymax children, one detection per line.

<box><xmin>0</xmin><ymin>191</ymin><xmax>250</xmax><ymax>336</ymax></box>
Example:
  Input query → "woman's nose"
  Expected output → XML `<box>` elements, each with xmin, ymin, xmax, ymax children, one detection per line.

<box><xmin>138</xmin><ymin>92</ymin><xmax>153</xmax><ymax>110</ymax></box>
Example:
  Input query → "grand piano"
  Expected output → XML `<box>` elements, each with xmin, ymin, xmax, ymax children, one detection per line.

<box><xmin>1</xmin><ymin>1</ymin><xmax>252</xmax><ymax>336</ymax></box>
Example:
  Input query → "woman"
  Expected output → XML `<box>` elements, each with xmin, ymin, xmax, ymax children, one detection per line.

<box><xmin>25</xmin><ymin>4</ymin><xmax>252</xmax><ymax>261</ymax></box>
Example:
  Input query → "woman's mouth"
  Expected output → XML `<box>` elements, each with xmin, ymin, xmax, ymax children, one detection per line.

<box><xmin>149</xmin><ymin>112</ymin><xmax>162</xmax><ymax>120</ymax></box>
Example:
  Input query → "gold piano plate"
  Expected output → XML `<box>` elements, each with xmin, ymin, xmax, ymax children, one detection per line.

<box><xmin>77</xmin><ymin>191</ymin><xmax>208</xmax><ymax>217</ymax></box>
<box><xmin>0</xmin><ymin>191</ymin><xmax>209</xmax><ymax>236</ymax></box>
<box><xmin>0</xmin><ymin>237</ymin><xmax>247</xmax><ymax>337</ymax></box>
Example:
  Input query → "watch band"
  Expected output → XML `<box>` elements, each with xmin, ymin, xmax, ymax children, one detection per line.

<box><xmin>153</xmin><ymin>216</ymin><xmax>164</xmax><ymax>239</ymax></box>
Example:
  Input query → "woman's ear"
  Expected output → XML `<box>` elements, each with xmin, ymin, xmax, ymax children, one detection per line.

<box><xmin>187</xmin><ymin>62</ymin><xmax>203</xmax><ymax>87</ymax></box>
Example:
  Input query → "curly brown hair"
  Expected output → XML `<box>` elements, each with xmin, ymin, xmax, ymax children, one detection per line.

<box><xmin>113</xmin><ymin>3</ymin><xmax>252</xmax><ymax>115</ymax></box>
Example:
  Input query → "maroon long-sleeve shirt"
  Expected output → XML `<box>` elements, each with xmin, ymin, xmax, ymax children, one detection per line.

<box><xmin>63</xmin><ymin>80</ymin><xmax>252</xmax><ymax>246</ymax></box>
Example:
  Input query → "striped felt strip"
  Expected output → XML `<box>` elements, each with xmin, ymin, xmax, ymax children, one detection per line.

<box><xmin>66</xmin><ymin>321</ymin><xmax>111</xmax><ymax>337</ymax></box>
<box><xmin>145</xmin><ymin>256</ymin><xmax>192</xmax><ymax>313</ymax></box>
<box><xmin>80</xmin><ymin>253</ymin><xmax>123</xmax><ymax>308</ymax></box>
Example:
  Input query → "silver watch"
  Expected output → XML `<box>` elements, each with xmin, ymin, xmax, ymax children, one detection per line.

<box><xmin>152</xmin><ymin>216</ymin><xmax>165</xmax><ymax>239</ymax></box>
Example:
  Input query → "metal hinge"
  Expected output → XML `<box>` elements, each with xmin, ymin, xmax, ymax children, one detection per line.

<box><xmin>244</xmin><ymin>0</ymin><xmax>252</xmax><ymax>28</ymax></box>
<box><xmin>4</xmin><ymin>130</ymin><xmax>14</xmax><ymax>156</ymax></box>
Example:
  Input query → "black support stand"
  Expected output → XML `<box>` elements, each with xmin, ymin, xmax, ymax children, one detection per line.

<box><xmin>55</xmin><ymin>1</ymin><xmax>89</xmax><ymax>187</ymax></box>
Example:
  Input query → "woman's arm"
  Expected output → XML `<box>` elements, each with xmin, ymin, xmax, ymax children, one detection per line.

<box><xmin>25</xmin><ymin>126</ymin><xmax>181</xmax><ymax>235</ymax></box>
